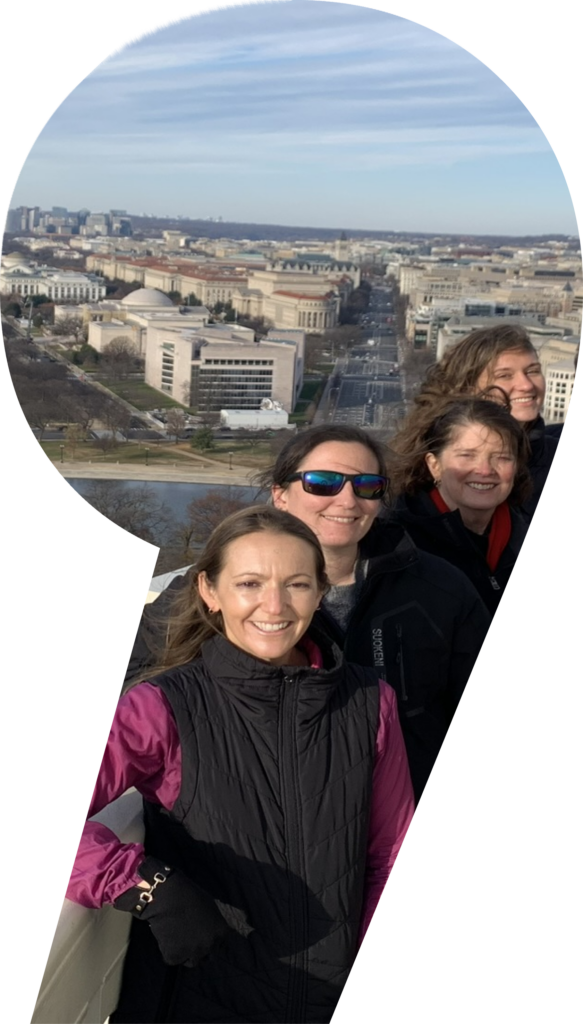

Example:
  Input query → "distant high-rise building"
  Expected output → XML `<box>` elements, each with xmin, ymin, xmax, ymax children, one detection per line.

<box><xmin>5</xmin><ymin>209</ymin><xmax>20</xmax><ymax>233</ymax></box>
<box><xmin>85</xmin><ymin>213</ymin><xmax>111</xmax><ymax>235</ymax></box>
<box><xmin>544</xmin><ymin>358</ymin><xmax>577</xmax><ymax>424</ymax></box>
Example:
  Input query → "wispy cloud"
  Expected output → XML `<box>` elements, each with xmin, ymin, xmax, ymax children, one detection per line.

<box><xmin>12</xmin><ymin>0</ymin><xmax>575</xmax><ymax>233</ymax></box>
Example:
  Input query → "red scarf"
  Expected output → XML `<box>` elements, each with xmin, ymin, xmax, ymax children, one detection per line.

<box><xmin>429</xmin><ymin>487</ymin><xmax>511</xmax><ymax>572</ymax></box>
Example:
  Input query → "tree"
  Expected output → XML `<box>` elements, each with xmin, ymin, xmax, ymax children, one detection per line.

<box><xmin>51</xmin><ymin>314</ymin><xmax>87</xmax><ymax>343</ymax></box>
<box><xmin>339</xmin><ymin>282</ymin><xmax>372</xmax><ymax>325</ymax></box>
<box><xmin>25</xmin><ymin>395</ymin><xmax>62</xmax><ymax>440</ymax></box>
<box><xmin>185</xmin><ymin>292</ymin><xmax>202</xmax><ymax>306</ymax></box>
<box><xmin>102</xmin><ymin>397</ymin><xmax>132</xmax><ymax>443</ymax></box>
<box><xmin>71</xmin><ymin>342</ymin><xmax>100</xmax><ymax>366</ymax></box>
<box><xmin>106</xmin><ymin>279</ymin><xmax>143</xmax><ymax>300</ymax></box>
<box><xmin>65</xmin><ymin>422</ymin><xmax>86</xmax><ymax>456</ymax></box>
<box><xmin>101</xmin><ymin>336</ymin><xmax>140</xmax><ymax>381</ymax></box>
<box><xmin>235</xmin><ymin>314</ymin><xmax>269</xmax><ymax>335</ymax></box>
<box><xmin>190</xmin><ymin>427</ymin><xmax>215</xmax><ymax>451</ymax></box>
<box><xmin>166</xmin><ymin>290</ymin><xmax>183</xmax><ymax>305</ymax></box>
<box><xmin>2</xmin><ymin>300</ymin><xmax>22</xmax><ymax>318</ymax></box>
<box><xmin>185</xmin><ymin>488</ymin><xmax>253</xmax><ymax>543</ymax></box>
<box><xmin>165</xmin><ymin>408</ymin><xmax>187</xmax><ymax>442</ymax></box>
<box><xmin>81</xmin><ymin>480</ymin><xmax>174</xmax><ymax>544</ymax></box>
<box><xmin>402</xmin><ymin>347</ymin><xmax>436</xmax><ymax>401</ymax></box>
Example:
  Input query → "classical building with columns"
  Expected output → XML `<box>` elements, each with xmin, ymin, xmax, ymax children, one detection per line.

<box><xmin>0</xmin><ymin>252</ymin><xmax>106</xmax><ymax>301</ymax></box>
<box><xmin>86</xmin><ymin>253</ymin><xmax>359</xmax><ymax>332</ymax></box>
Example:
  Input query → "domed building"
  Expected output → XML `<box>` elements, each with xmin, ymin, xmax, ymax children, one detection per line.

<box><xmin>2</xmin><ymin>251</ymin><xmax>30</xmax><ymax>269</ymax></box>
<box><xmin>120</xmin><ymin>288</ymin><xmax>175</xmax><ymax>308</ymax></box>
<box><xmin>85</xmin><ymin>287</ymin><xmax>210</xmax><ymax>357</ymax></box>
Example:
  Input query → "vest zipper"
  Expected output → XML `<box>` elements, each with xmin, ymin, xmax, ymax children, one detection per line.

<box><xmin>280</xmin><ymin>673</ymin><xmax>309</xmax><ymax>1023</ymax></box>
<box><xmin>489</xmin><ymin>575</ymin><xmax>501</xmax><ymax>591</ymax></box>
<box><xmin>395</xmin><ymin>624</ymin><xmax>408</xmax><ymax>703</ymax></box>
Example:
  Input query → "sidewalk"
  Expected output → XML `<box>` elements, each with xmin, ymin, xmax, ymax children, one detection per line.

<box><xmin>55</xmin><ymin>462</ymin><xmax>258</xmax><ymax>486</ymax></box>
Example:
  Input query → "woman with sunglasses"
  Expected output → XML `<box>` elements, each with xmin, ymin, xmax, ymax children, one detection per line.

<box><xmin>265</xmin><ymin>425</ymin><xmax>491</xmax><ymax>801</ymax></box>
<box><xmin>126</xmin><ymin>426</ymin><xmax>489</xmax><ymax>802</ymax></box>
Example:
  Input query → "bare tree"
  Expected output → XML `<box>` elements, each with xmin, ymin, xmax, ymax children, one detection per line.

<box><xmin>64</xmin><ymin>422</ymin><xmax>86</xmax><ymax>456</ymax></box>
<box><xmin>101</xmin><ymin>336</ymin><xmax>140</xmax><ymax>382</ymax></box>
<box><xmin>165</xmin><ymin>408</ymin><xmax>187</xmax><ymax>442</ymax></box>
<box><xmin>401</xmin><ymin>347</ymin><xmax>436</xmax><ymax>401</ymax></box>
<box><xmin>185</xmin><ymin>488</ymin><xmax>254</xmax><ymax>543</ymax></box>
<box><xmin>51</xmin><ymin>315</ymin><xmax>87</xmax><ymax>343</ymax></box>
<box><xmin>25</xmin><ymin>398</ymin><xmax>60</xmax><ymax>440</ymax></box>
<box><xmin>61</xmin><ymin>390</ymin><xmax>106</xmax><ymax>435</ymax></box>
<box><xmin>80</xmin><ymin>480</ymin><xmax>174</xmax><ymax>544</ymax></box>
<box><xmin>101</xmin><ymin>398</ymin><xmax>132</xmax><ymax>444</ymax></box>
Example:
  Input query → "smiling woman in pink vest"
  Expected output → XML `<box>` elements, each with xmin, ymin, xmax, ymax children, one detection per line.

<box><xmin>67</xmin><ymin>505</ymin><xmax>414</xmax><ymax>1024</ymax></box>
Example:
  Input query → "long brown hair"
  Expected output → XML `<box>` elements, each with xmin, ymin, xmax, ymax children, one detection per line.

<box><xmin>390</xmin><ymin>397</ymin><xmax>532</xmax><ymax>504</ymax></box>
<box><xmin>139</xmin><ymin>505</ymin><xmax>329</xmax><ymax>681</ymax></box>
<box><xmin>422</xmin><ymin>324</ymin><xmax>537</xmax><ymax>397</ymax></box>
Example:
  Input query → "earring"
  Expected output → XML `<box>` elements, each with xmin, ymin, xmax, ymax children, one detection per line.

<box><xmin>433</xmin><ymin>478</ymin><xmax>441</xmax><ymax>487</ymax></box>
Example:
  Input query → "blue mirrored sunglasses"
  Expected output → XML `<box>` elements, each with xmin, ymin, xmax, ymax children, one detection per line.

<box><xmin>285</xmin><ymin>470</ymin><xmax>388</xmax><ymax>500</ymax></box>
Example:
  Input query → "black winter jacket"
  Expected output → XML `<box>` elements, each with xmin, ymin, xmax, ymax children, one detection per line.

<box><xmin>112</xmin><ymin>633</ymin><xmax>380</xmax><ymax>1024</ymax></box>
<box><xmin>523</xmin><ymin>415</ymin><xmax>559</xmax><ymax>521</ymax></box>
<box><xmin>124</xmin><ymin>523</ymin><xmax>490</xmax><ymax>803</ymax></box>
<box><xmin>389</xmin><ymin>492</ymin><xmax>527</xmax><ymax>617</ymax></box>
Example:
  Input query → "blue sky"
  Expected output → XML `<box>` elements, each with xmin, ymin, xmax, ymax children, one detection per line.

<box><xmin>11</xmin><ymin>1</ymin><xmax>577</xmax><ymax>235</ymax></box>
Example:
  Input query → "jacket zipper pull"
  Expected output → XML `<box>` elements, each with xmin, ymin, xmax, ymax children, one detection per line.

<box><xmin>489</xmin><ymin>576</ymin><xmax>501</xmax><ymax>591</ymax></box>
<box><xmin>395</xmin><ymin>624</ymin><xmax>408</xmax><ymax>702</ymax></box>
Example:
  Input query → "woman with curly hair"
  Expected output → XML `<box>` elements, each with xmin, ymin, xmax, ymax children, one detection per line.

<box><xmin>389</xmin><ymin>398</ymin><xmax>530</xmax><ymax>614</ymax></box>
<box><xmin>409</xmin><ymin>324</ymin><xmax>558</xmax><ymax>520</ymax></box>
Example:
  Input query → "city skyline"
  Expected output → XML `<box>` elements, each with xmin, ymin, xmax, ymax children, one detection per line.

<box><xmin>10</xmin><ymin>1</ymin><xmax>577</xmax><ymax>237</ymax></box>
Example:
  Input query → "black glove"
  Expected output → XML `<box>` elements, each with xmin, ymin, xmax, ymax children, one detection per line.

<box><xmin>114</xmin><ymin>856</ymin><xmax>232</xmax><ymax>967</ymax></box>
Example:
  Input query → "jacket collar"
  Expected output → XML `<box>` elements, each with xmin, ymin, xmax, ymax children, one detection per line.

<box><xmin>201</xmin><ymin>628</ymin><xmax>344</xmax><ymax>682</ymax></box>
<box><xmin>358</xmin><ymin>518</ymin><xmax>420</xmax><ymax>576</ymax></box>
<box><xmin>390</xmin><ymin>490</ymin><xmax>526</xmax><ymax>560</ymax></box>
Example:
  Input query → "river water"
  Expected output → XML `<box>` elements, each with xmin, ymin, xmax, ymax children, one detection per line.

<box><xmin>67</xmin><ymin>478</ymin><xmax>267</xmax><ymax>523</ymax></box>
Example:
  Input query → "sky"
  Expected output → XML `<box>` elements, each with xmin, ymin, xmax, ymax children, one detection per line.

<box><xmin>9</xmin><ymin>0</ymin><xmax>578</xmax><ymax>236</ymax></box>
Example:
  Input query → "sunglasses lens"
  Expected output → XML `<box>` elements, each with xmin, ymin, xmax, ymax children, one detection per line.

<box><xmin>352</xmin><ymin>475</ymin><xmax>387</xmax><ymax>499</ymax></box>
<box><xmin>302</xmin><ymin>471</ymin><xmax>344</xmax><ymax>495</ymax></box>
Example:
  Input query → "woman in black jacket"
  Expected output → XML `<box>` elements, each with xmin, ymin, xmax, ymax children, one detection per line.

<box><xmin>413</xmin><ymin>323</ymin><xmax>558</xmax><ymax>521</ymax></box>
<box><xmin>128</xmin><ymin>426</ymin><xmax>490</xmax><ymax>802</ymax></box>
<box><xmin>265</xmin><ymin>424</ymin><xmax>491</xmax><ymax>802</ymax></box>
<box><xmin>389</xmin><ymin>398</ymin><xmax>530</xmax><ymax>616</ymax></box>
<box><xmin>67</xmin><ymin>506</ymin><xmax>414</xmax><ymax>1024</ymax></box>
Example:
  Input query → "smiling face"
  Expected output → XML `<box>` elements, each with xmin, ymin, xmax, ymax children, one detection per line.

<box><xmin>271</xmin><ymin>441</ymin><xmax>382</xmax><ymax>554</ymax></box>
<box><xmin>425</xmin><ymin>422</ymin><xmax>517</xmax><ymax>518</ymax></box>
<box><xmin>198</xmin><ymin>531</ymin><xmax>324</xmax><ymax>666</ymax></box>
<box><xmin>477</xmin><ymin>348</ymin><xmax>545</xmax><ymax>423</ymax></box>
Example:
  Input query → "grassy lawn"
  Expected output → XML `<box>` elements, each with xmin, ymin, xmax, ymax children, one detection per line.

<box><xmin>93</xmin><ymin>379</ymin><xmax>188</xmax><ymax>411</ymax></box>
<box><xmin>41</xmin><ymin>439</ymin><xmax>202</xmax><ymax>466</ymax></box>
<box><xmin>39</xmin><ymin>437</ymin><xmax>275</xmax><ymax>469</ymax></box>
<box><xmin>288</xmin><ymin>376</ymin><xmax>325</xmax><ymax>424</ymax></box>
<box><xmin>298</xmin><ymin>378</ymin><xmax>323</xmax><ymax>402</ymax></box>
<box><xmin>204</xmin><ymin>440</ymin><xmax>275</xmax><ymax>469</ymax></box>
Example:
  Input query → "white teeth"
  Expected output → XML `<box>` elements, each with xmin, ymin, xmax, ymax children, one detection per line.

<box><xmin>323</xmin><ymin>516</ymin><xmax>357</xmax><ymax>523</ymax></box>
<box><xmin>512</xmin><ymin>397</ymin><xmax>536</xmax><ymax>403</ymax></box>
<box><xmin>468</xmin><ymin>483</ymin><xmax>496</xmax><ymax>490</ymax></box>
<box><xmin>252</xmin><ymin>622</ymin><xmax>290</xmax><ymax>632</ymax></box>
